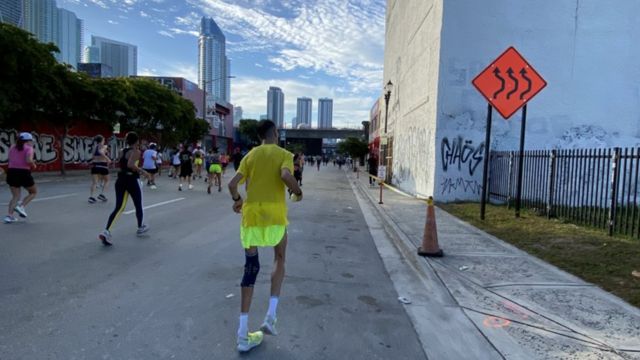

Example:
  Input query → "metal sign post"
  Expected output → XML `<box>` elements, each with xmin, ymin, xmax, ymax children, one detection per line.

<box><xmin>515</xmin><ymin>105</ymin><xmax>527</xmax><ymax>217</ymax></box>
<box><xmin>472</xmin><ymin>46</ymin><xmax>547</xmax><ymax>219</ymax></box>
<box><xmin>480</xmin><ymin>104</ymin><xmax>493</xmax><ymax>220</ymax></box>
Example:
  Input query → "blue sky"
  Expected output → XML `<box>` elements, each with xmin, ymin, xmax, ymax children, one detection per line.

<box><xmin>58</xmin><ymin>0</ymin><xmax>386</xmax><ymax>128</ymax></box>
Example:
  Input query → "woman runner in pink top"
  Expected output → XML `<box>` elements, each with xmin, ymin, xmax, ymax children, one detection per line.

<box><xmin>4</xmin><ymin>132</ymin><xmax>38</xmax><ymax>223</ymax></box>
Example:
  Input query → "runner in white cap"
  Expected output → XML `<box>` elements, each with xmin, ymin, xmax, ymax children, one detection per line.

<box><xmin>4</xmin><ymin>132</ymin><xmax>38</xmax><ymax>223</ymax></box>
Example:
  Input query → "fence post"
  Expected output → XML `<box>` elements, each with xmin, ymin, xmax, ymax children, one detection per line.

<box><xmin>546</xmin><ymin>150</ymin><xmax>557</xmax><ymax>218</ymax></box>
<box><xmin>506</xmin><ymin>151</ymin><xmax>514</xmax><ymax>209</ymax></box>
<box><xmin>608</xmin><ymin>147</ymin><xmax>621</xmax><ymax>236</ymax></box>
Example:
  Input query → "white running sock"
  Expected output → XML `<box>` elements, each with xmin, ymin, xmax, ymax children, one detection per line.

<box><xmin>267</xmin><ymin>296</ymin><xmax>279</xmax><ymax>318</ymax></box>
<box><xmin>238</xmin><ymin>313</ymin><xmax>249</xmax><ymax>338</ymax></box>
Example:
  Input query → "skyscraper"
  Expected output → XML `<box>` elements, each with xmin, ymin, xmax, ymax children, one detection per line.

<box><xmin>267</xmin><ymin>87</ymin><xmax>285</xmax><ymax>128</ymax></box>
<box><xmin>0</xmin><ymin>0</ymin><xmax>23</xmax><ymax>27</ymax></box>
<box><xmin>198</xmin><ymin>17</ymin><xmax>229</xmax><ymax>102</ymax></box>
<box><xmin>318</xmin><ymin>98</ymin><xmax>333</xmax><ymax>128</ymax></box>
<box><xmin>21</xmin><ymin>0</ymin><xmax>83</xmax><ymax>69</ymax></box>
<box><xmin>233</xmin><ymin>106</ymin><xmax>243</xmax><ymax>126</ymax></box>
<box><xmin>91</xmin><ymin>35</ymin><xmax>137</xmax><ymax>77</ymax></box>
<box><xmin>296</xmin><ymin>97</ymin><xmax>312</xmax><ymax>128</ymax></box>
<box><xmin>22</xmin><ymin>0</ymin><xmax>57</xmax><ymax>44</ymax></box>
<box><xmin>56</xmin><ymin>7</ymin><xmax>82</xmax><ymax>67</ymax></box>
<box><xmin>83</xmin><ymin>45</ymin><xmax>100</xmax><ymax>63</ymax></box>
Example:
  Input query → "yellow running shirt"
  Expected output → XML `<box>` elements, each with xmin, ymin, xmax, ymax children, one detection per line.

<box><xmin>237</xmin><ymin>144</ymin><xmax>294</xmax><ymax>248</ymax></box>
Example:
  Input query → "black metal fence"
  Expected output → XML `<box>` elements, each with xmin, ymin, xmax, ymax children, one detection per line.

<box><xmin>489</xmin><ymin>147</ymin><xmax>640</xmax><ymax>237</ymax></box>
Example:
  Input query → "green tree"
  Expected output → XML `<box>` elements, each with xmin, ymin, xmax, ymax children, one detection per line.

<box><xmin>117</xmin><ymin>78</ymin><xmax>209</xmax><ymax>146</ymax></box>
<box><xmin>0</xmin><ymin>23</ymin><xmax>59</xmax><ymax>127</ymax></box>
<box><xmin>337</xmin><ymin>137</ymin><xmax>368</xmax><ymax>168</ymax></box>
<box><xmin>238</xmin><ymin>119</ymin><xmax>260</xmax><ymax>145</ymax></box>
<box><xmin>41</xmin><ymin>64</ymin><xmax>101</xmax><ymax>174</ymax></box>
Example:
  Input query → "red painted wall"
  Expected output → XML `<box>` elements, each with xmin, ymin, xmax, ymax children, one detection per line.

<box><xmin>1</xmin><ymin>123</ymin><xmax>123</xmax><ymax>172</ymax></box>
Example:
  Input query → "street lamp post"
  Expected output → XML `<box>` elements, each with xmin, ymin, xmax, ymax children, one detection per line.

<box><xmin>201</xmin><ymin>75</ymin><xmax>236</xmax><ymax>124</ymax></box>
<box><xmin>201</xmin><ymin>76</ymin><xmax>235</xmax><ymax>150</ymax></box>
<box><xmin>381</xmin><ymin>81</ymin><xmax>393</xmax><ymax>183</ymax></box>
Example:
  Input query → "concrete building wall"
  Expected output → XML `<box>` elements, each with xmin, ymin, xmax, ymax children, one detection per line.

<box><xmin>384</xmin><ymin>0</ymin><xmax>443</xmax><ymax>198</ymax></box>
<box><xmin>385</xmin><ymin>0</ymin><xmax>640</xmax><ymax>202</ymax></box>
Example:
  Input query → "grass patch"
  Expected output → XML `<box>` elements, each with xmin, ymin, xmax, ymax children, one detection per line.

<box><xmin>438</xmin><ymin>203</ymin><xmax>640</xmax><ymax>308</ymax></box>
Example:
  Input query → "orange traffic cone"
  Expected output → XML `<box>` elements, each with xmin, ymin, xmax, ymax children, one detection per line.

<box><xmin>418</xmin><ymin>196</ymin><xmax>444</xmax><ymax>257</ymax></box>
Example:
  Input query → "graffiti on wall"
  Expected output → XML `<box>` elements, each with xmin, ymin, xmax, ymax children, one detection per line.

<box><xmin>1</xmin><ymin>130</ymin><xmax>58</xmax><ymax>164</ymax></box>
<box><xmin>392</xmin><ymin>126</ymin><xmax>433</xmax><ymax>193</ymax></box>
<box><xmin>1</xmin><ymin>129</ymin><xmax>122</xmax><ymax>170</ymax></box>
<box><xmin>440</xmin><ymin>177</ymin><xmax>482</xmax><ymax>196</ymax></box>
<box><xmin>441</xmin><ymin>136</ymin><xmax>484</xmax><ymax>176</ymax></box>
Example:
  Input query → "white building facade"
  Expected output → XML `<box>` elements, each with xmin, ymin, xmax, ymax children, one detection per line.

<box><xmin>384</xmin><ymin>0</ymin><xmax>640</xmax><ymax>202</ymax></box>
<box><xmin>267</xmin><ymin>87</ymin><xmax>284</xmax><ymax>128</ymax></box>
<box><xmin>318</xmin><ymin>98</ymin><xmax>333</xmax><ymax>129</ymax></box>
<box><xmin>91</xmin><ymin>35</ymin><xmax>137</xmax><ymax>77</ymax></box>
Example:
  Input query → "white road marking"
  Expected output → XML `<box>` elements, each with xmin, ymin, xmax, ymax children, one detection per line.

<box><xmin>1</xmin><ymin>193</ymin><xmax>77</xmax><ymax>205</ymax></box>
<box><xmin>124</xmin><ymin>198</ymin><xmax>185</xmax><ymax>215</ymax></box>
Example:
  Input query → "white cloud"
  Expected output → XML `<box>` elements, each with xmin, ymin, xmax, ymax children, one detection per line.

<box><xmin>139</xmin><ymin>68</ymin><xmax>158</xmax><ymax>76</ymax></box>
<box><xmin>89</xmin><ymin>0</ymin><xmax>108</xmax><ymax>9</ymax></box>
<box><xmin>185</xmin><ymin>0</ymin><xmax>385</xmax><ymax>94</ymax></box>
<box><xmin>140</xmin><ymin>10</ymin><xmax>149</xmax><ymax>18</ymax></box>
<box><xmin>107</xmin><ymin>19</ymin><xmax>119</xmax><ymax>25</ymax></box>
<box><xmin>158</xmin><ymin>30</ymin><xmax>174</xmax><ymax>38</ymax></box>
<box><xmin>168</xmin><ymin>27</ymin><xmax>199</xmax><ymax>37</ymax></box>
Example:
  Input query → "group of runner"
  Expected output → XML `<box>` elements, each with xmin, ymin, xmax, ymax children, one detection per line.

<box><xmin>3</xmin><ymin>121</ymin><xmax>303</xmax><ymax>353</ymax></box>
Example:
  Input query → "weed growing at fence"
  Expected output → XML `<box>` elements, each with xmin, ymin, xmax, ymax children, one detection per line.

<box><xmin>439</xmin><ymin>202</ymin><xmax>640</xmax><ymax>307</ymax></box>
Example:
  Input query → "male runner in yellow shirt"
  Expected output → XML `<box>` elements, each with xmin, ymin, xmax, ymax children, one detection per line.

<box><xmin>228</xmin><ymin>120</ymin><xmax>303</xmax><ymax>352</ymax></box>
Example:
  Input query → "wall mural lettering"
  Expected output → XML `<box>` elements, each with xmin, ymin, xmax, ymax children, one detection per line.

<box><xmin>441</xmin><ymin>136</ymin><xmax>484</xmax><ymax>176</ymax></box>
<box><xmin>1</xmin><ymin>129</ymin><xmax>123</xmax><ymax>167</ymax></box>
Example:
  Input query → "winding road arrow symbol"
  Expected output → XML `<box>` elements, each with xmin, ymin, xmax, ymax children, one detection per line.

<box><xmin>492</xmin><ymin>67</ymin><xmax>505</xmax><ymax>100</ymax></box>
<box><xmin>506</xmin><ymin>67</ymin><xmax>519</xmax><ymax>100</ymax></box>
<box><xmin>519</xmin><ymin>68</ymin><xmax>532</xmax><ymax>100</ymax></box>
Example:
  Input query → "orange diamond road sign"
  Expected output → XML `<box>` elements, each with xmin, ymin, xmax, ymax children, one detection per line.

<box><xmin>472</xmin><ymin>47</ymin><xmax>547</xmax><ymax>119</ymax></box>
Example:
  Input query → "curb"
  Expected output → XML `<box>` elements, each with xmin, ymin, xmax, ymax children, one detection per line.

<box><xmin>348</xmin><ymin>174</ymin><xmax>456</xmax><ymax>302</ymax></box>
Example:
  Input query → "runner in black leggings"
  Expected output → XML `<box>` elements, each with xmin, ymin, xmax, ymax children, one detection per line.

<box><xmin>98</xmin><ymin>132</ymin><xmax>150</xmax><ymax>246</ymax></box>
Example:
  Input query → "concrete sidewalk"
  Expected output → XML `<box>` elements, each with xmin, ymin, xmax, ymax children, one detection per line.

<box><xmin>349</xmin><ymin>170</ymin><xmax>640</xmax><ymax>360</ymax></box>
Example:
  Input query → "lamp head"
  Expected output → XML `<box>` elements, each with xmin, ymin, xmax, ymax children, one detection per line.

<box><xmin>384</xmin><ymin>80</ymin><xmax>393</xmax><ymax>94</ymax></box>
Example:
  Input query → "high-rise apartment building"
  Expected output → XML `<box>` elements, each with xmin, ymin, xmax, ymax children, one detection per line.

<box><xmin>318</xmin><ymin>98</ymin><xmax>333</xmax><ymax>128</ymax></box>
<box><xmin>198</xmin><ymin>17</ymin><xmax>229</xmax><ymax>102</ymax></box>
<box><xmin>91</xmin><ymin>35</ymin><xmax>137</xmax><ymax>77</ymax></box>
<box><xmin>56</xmin><ymin>7</ymin><xmax>82</xmax><ymax>67</ymax></box>
<box><xmin>233</xmin><ymin>106</ymin><xmax>243</xmax><ymax>126</ymax></box>
<box><xmin>83</xmin><ymin>45</ymin><xmax>100</xmax><ymax>63</ymax></box>
<box><xmin>267</xmin><ymin>87</ymin><xmax>285</xmax><ymax>128</ymax></box>
<box><xmin>21</xmin><ymin>0</ymin><xmax>83</xmax><ymax>68</ymax></box>
<box><xmin>0</xmin><ymin>0</ymin><xmax>23</xmax><ymax>27</ymax></box>
<box><xmin>22</xmin><ymin>0</ymin><xmax>57</xmax><ymax>44</ymax></box>
<box><xmin>296</xmin><ymin>97</ymin><xmax>312</xmax><ymax>128</ymax></box>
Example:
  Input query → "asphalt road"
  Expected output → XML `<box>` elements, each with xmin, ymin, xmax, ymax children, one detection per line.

<box><xmin>0</xmin><ymin>166</ymin><xmax>426</xmax><ymax>359</ymax></box>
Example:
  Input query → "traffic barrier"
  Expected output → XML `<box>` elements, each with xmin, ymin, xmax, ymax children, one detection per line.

<box><xmin>418</xmin><ymin>196</ymin><xmax>444</xmax><ymax>257</ymax></box>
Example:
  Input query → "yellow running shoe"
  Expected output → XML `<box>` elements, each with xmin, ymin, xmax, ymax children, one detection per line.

<box><xmin>237</xmin><ymin>331</ymin><xmax>264</xmax><ymax>352</ymax></box>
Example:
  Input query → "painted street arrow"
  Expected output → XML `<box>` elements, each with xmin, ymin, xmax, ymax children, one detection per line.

<box><xmin>519</xmin><ymin>68</ymin><xmax>532</xmax><ymax>100</ymax></box>
<box><xmin>492</xmin><ymin>67</ymin><xmax>505</xmax><ymax>100</ymax></box>
<box><xmin>506</xmin><ymin>67</ymin><xmax>519</xmax><ymax>100</ymax></box>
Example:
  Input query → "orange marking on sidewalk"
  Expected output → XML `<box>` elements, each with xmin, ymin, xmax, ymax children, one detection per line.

<box><xmin>483</xmin><ymin>316</ymin><xmax>511</xmax><ymax>328</ymax></box>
